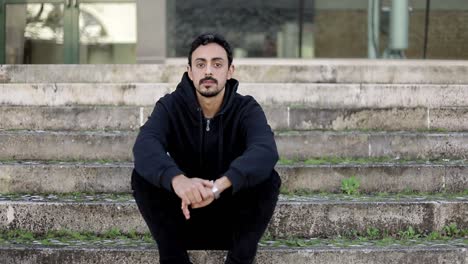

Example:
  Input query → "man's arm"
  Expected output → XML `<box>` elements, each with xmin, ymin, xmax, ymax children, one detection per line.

<box><xmin>133</xmin><ymin>101</ymin><xmax>184</xmax><ymax>191</ymax></box>
<box><xmin>223</xmin><ymin>99</ymin><xmax>279</xmax><ymax>194</ymax></box>
<box><xmin>133</xmin><ymin>101</ymin><xmax>214</xmax><ymax>218</ymax></box>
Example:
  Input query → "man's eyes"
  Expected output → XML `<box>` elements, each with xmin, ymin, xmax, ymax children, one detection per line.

<box><xmin>195</xmin><ymin>62</ymin><xmax>223</xmax><ymax>68</ymax></box>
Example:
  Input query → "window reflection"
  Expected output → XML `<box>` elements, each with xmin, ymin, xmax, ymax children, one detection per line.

<box><xmin>168</xmin><ymin>0</ymin><xmax>468</xmax><ymax>60</ymax></box>
<box><xmin>6</xmin><ymin>3</ymin><xmax>64</xmax><ymax>64</ymax></box>
<box><xmin>168</xmin><ymin>0</ymin><xmax>315</xmax><ymax>58</ymax></box>
<box><xmin>79</xmin><ymin>3</ymin><xmax>137</xmax><ymax>64</ymax></box>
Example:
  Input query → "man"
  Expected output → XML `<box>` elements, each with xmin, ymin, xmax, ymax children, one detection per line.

<box><xmin>132</xmin><ymin>33</ymin><xmax>281</xmax><ymax>264</ymax></box>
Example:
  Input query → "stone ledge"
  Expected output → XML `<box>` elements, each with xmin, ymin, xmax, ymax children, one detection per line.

<box><xmin>0</xmin><ymin>245</ymin><xmax>466</xmax><ymax>264</ymax></box>
<box><xmin>1</xmin><ymin>130</ymin><xmax>468</xmax><ymax>161</ymax></box>
<box><xmin>0</xmin><ymin>162</ymin><xmax>466</xmax><ymax>193</ymax></box>
<box><xmin>0</xmin><ymin>196</ymin><xmax>466</xmax><ymax>238</ymax></box>
<box><xmin>2</xmin><ymin>106</ymin><xmax>468</xmax><ymax>131</ymax></box>
<box><xmin>2</xmin><ymin>61</ymin><xmax>468</xmax><ymax>84</ymax></box>
<box><xmin>1</xmin><ymin>83</ymin><xmax>468</xmax><ymax>107</ymax></box>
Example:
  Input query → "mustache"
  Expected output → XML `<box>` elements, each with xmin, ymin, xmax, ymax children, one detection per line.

<box><xmin>199</xmin><ymin>77</ymin><xmax>218</xmax><ymax>85</ymax></box>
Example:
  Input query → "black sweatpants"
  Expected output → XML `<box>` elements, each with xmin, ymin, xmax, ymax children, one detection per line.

<box><xmin>131</xmin><ymin>170</ymin><xmax>281</xmax><ymax>264</ymax></box>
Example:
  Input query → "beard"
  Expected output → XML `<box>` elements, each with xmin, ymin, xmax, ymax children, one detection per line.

<box><xmin>196</xmin><ymin>77</ymin><xmax>224</xmax><ymax>98</ymax></box>
<box><xmin>196</xmin><ymin>85</ymin><xmax>225</xmax><ymax>98</ymax></box>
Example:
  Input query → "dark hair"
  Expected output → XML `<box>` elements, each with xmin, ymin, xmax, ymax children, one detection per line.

<box><xmin>188</xmin><ymin>33</ymin><xmax>233</xmax><ymax>67</ymax></box>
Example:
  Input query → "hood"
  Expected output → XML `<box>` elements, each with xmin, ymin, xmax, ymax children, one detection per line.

<box><xmin>174</xmin><ymin>72</ymin><xmax>239</xmax><ymax>120</ymax></box>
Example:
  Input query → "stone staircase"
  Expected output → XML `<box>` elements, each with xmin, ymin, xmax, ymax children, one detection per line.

<box><xmin>0</xmin><ymin>60</ymin><xmax>467</xmax><ymax>264</ymax></box>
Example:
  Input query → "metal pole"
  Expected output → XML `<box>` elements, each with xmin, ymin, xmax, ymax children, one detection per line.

<box><xmin>298</xmin><ymin>0</ymin><xmax>304</xmax><ymax>58</ymax></box>
<box><xmin>389</xmin><ymin>0</ymin><xmax>409</xmax><ymax>50</ymax></box>
<box><xmin>368</xmin><ymin>0</ymin><xmax>380</xmax><ymax>58</ymax></box>
<box><xmin>423</xmin><ymin>0</ymin><xmax>431</xmax><ymax>58</ymax></box>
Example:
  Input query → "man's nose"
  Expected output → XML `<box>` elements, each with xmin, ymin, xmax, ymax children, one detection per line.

<box><xmin>204</xmin><ymin>64</ymin><xmax>213</xmax><ymax>76</ymax></box>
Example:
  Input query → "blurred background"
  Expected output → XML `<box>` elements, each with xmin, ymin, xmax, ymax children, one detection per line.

<box><xmin>2</xmin><ymin>0</ymin><xmax>468</xmax><ymax>64</ymax></box>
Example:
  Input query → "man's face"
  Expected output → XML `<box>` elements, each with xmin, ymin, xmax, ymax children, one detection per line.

<box><xmin>188</xmin><ymin>43</ymin><xmax>234</xmax><ymax>98</ymax></box>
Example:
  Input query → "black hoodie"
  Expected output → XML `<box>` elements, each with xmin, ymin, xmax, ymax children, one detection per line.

<box><xmin>133</xmin><ymin>72</ymin><xmax>279</xmax><ymax>194</ymax></box>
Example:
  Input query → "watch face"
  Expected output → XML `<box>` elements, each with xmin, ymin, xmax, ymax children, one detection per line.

<box><xmin>212</xmin><ymin>186</ymin><xmax>221</xmax><ymax>199</ymax></box>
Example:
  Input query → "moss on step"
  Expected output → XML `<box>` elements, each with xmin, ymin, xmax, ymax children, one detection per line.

<box><xmin>0</xmin><ymin>190</ymin><xmax>467</xmax><ymax>203</ymax></box>
<box><xmin>0</xmin><ymin>228</ymin><xmax>154</xmax><ymax>248</ymax></box>
<box><xmin>0</xmin><ymin>159</ymin><xmax>125</xmax><ymax>165</ymax></box>
<box><xmin>0</xmin><ymin>193</ymin><xmax>134</xmax><ymax>202</ymax></box>
<box><xmin>278</xmin><ymin>157</ymin><xmax>467</xmax><ymax>165</ymax></box>
<box><xmin>279</xmin><ymin>189</ymin><xmax>468</xmax><ymax>201</ymax></box>
<box><xmin>1</xmin><ymin>225</ymin><xmax>466</xmax><ymax>249</ymax></box>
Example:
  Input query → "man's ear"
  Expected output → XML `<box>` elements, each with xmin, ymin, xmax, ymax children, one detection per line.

<box><xmin>227</xmin><ymin>64</ymin><xmax>235</xmax><ymax>80</ymax></box>
<box><xmin>187</xmin><ymin>65</ymin><xmax>193</xmax><ymax>80</ymax></box>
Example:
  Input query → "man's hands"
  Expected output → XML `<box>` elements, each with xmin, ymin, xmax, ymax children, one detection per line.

<box><xmin>172</xmin><ymin>175</ymin><xmax>232</xmax><ymax>220</ymax></box>
<box><xmin>172</xmin><ymin>175</ymin><xmax>213</xmax><ymax>205</ymax></box>
<box><xmin>172</xmin><ymin>175</ymin><xmax>214</xmax><ymax>219</ymax></box>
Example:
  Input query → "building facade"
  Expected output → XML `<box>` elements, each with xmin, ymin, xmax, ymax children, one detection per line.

<box><xmin>1</xmin><ymin>0</ymin><xmax>468</xmax><ymax>64</ymax></box>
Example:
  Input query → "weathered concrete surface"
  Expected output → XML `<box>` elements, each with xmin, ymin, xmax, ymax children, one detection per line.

<box><xmin>1</xmin><ymin>162</ymin><xmax>466</xmax><ymax>194</ymax></box>
<box><xmin>269</xmin><ymin>200</ymin><xmax>468</xmax><ymax>238</ymax></box>
<box><xmin>3</xmin><ymin>106</ymin><xmax>468</xmax><ymax>131</ymax></box>
<box><xmin>242</xmin><ymin>83</ymin><xmax>468</xmax><ymax>108</ymax></box>
<box><xmin>0</xmin><ymin>106</ymin><xmax>151</xmax><ymax>131</ymax></box>
<box><xmin>0</xmin><ymin>162</ymin><xmax>133</xmax><ymax>193</ymax></box>
<box><xmin>0</xmin><ymin>246</ymin><xmax>466</xmax><ymax>264</ymax></box>
<box><xmin>276</xmin><ymin>131</ymin><xmax>468</xmax><ymax>160</ymax></box>
<box><xmin>0</xmin><ymin>64</ymin><xmax>186</xmax><ymax>83</ymax></box>
<box><xmin>0</xmin><ymin>198</ymin><xmax>466</xmax><ymax>237</ymax></box>
<box><xmin>263</xmin><ymin>105</ymin><xmax>289</xmax><ymax>131</ymax></box>
<box><xmin>431</xmin><ymin>108</ymin><xmax>468</xmax><ymax>131</ymax></box>
<box><xmin>0</xmin><ymin>131</ymin><xmax>135</xmax><ymax>161</ymax></box>
<box><xmin>2</xmin><ymin>60</ymin><xmax>468</xmax><ymax>83</ymax></box>
<box><xmin>287</xmin><ymin>107</ymin><xmax>427</xmax><ymax>131</ymax></box>
<box><xmin>1</xmin><ymin>83</ymin><xmax>468</xmax><ymax>108</ymax></box>
<box><xmin>277</xmin><ymin>164</ymin><xmax>468</xmax><ymax>193</ymax></box>
<box><xmin>366</xmin><ymin>132</ymin><xmax>468</xmax><ymax>160</ymax></box>
<box><xmin>0</xmin><ymin>105</ymin><xmax>288</xmax><ymax>132</ymax></box>
<box><xmin>0</xmin><ymin>83</ymin><xmax>172</xmax><ymax>106</ymax></box>
<box><xmin>1</xmin><ymin>131</ymin><xmax>468</xmax><ymax>161</ymax></box>
<box><xmin>434</xmin><ymin>202</ymin><xmax>468</xmax><ymax>231</ymax></box>
<box><xmin>445</xmin><ymin>166</ymin><xmax>468</xmax><ymax>193</ymax></box>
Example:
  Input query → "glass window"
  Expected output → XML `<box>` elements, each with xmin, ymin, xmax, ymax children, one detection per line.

<box><xmin>313</xmin><ymin>0</ymin><xmax>368</xmax><ymax>58</ymax></box>
<box><xmin>423</xmin><ymin>0</ymin><xmax>468</xmax><ymax>59</ymax></box>
<box><xmin>313</xmin><ymin>0</ymin><xmax>468</xmax><ymax>59</ymax></box>
<box><xmin>168</xmin><ymin>0</ymin><xmax>468</xmax><ymax>60</ymax></box>
<box><xmin>79</xmin><ymin>3</ymin><xmax>137</xmax><ymax>64</ymax></box>
<box><xmin>5</xmin><ymin>3</ymin><xmax>64</xmax><ymax>64</ymax></box>
<box><xmin>168</xmin><ymin>0</ymin><xmax>315</xmax><ymax>58</ymax></box>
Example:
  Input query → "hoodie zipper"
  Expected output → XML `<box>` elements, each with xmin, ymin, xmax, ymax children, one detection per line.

<box><xmin>206</xmin><ymin>119</ymin><xmax>211</xmax><ymax>132</ymax></box>
<box><xmin>198</xmin><ymin>108</ymin><xmax>203</xmax><ymax>169</ymax></box>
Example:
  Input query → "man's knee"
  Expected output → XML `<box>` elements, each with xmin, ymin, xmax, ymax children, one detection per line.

<box><xmin>235</xmin><ymin>173</ymin><xmax>281</xmax><ymax>211</ymax></box>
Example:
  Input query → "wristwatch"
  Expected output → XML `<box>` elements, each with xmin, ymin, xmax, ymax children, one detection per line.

<box><xmin>211</xmin><ymin>184</ymin><xmax>221</xmax><ymax>199</ymax></box>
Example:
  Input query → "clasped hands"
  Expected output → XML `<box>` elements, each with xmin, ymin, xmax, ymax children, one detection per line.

<box><xmin>172</xmin><ymin>174</ymin><xmax>231</xmax><ymax>220</ymax></box>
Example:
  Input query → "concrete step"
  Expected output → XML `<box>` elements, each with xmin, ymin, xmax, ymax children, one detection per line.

<box><xmin>0</xmin><ymin>106</ymin><xmax>145</xmax><ymax>131</ymax></box>
<box><xmin>2</xmin><ymin>60</ymin><xmax>468</xmax><ymax>83</ymax></box>
<box><xmin>2</xmin><ymin>106</ymin><xmax>468</xmax><ymax>131</ymax></box>
<box><xmin>0</xmin><ymin>161</ymin><xmax>466</xmax><ymax>194</ymax></box>
<box><xmin>1</xmin><ymin>83</ymin><xmax>468</xmax><ymax>108</ymax></box>
<box><xmin>0</xmin><ymin>241</ymin><xmax>466</xmax><ymax>264</ymax></box>
<box><xmin>281</xmin><ymin>162</ymin><xmax>468</xmax><ymax>193</ymax></box>
<box><xmin>276</xmin><ymin>131</ymin><xmax>468</xmax><ymax>160</ymax></box>
<box><xmin>0</xmin><ymin>130</ymin><xmax>467</xmax><ymax>161</ymax></box>
<box><xmin>0</xmin><ymin>194</ymin><xmax>466</xmax><ymax>238</ymax></box>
